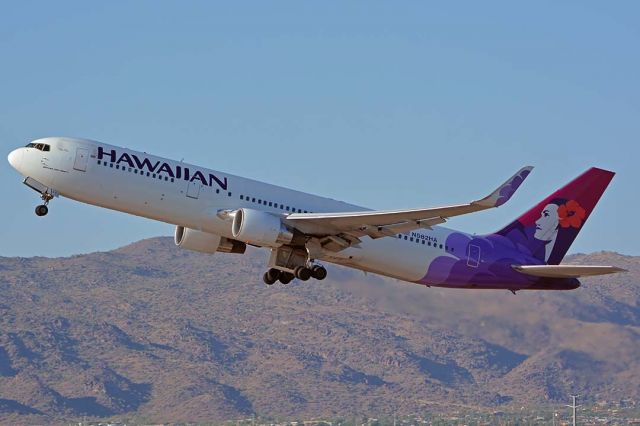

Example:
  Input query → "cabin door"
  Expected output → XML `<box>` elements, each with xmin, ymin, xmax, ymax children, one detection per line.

<box><xmin>467</xmin><ymin>244</ymin><xmax>481</xmax><ymax>268</ymax></box>
<box><xmin>73</xmin><ymin>148</ymin><xmax>89</xmax><ymax>172</ymax></box>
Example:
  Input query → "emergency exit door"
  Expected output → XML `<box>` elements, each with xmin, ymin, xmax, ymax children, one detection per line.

<box><xmin>186</xmin><ymin>181</ymin><xmax>201</xmax><ymax>199</ymax></box>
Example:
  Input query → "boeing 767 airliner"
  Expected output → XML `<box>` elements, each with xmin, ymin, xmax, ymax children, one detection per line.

<box><xmin>7</xmin><ymin>137</ymin><xmax>625</xmax><ymax>291</ymax></box>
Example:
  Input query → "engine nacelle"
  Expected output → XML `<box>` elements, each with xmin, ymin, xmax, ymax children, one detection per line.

<box><xmin>174</xmin><ymin>226</ymin><xmax>246</xmax><ymax>254</ymax></box>
<box><xmin>232</xmin><ymin>208</ymin><xmax>295</xmax><ymax>247</ymax></box>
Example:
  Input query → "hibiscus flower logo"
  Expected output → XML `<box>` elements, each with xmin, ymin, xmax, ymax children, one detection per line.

<box><xmin>558</xmin><ymin>200</ymin><xmax>586</xmax><ymax>229</ymax></box>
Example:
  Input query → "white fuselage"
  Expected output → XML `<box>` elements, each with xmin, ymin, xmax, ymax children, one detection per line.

<box><xmin>8</xmin><ymin>137</ymin><xmax>464</xmax><ymax>284</ymax></box>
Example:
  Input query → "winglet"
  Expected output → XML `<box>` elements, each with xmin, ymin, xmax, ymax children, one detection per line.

<box><xmin>473</xmin><ymin>166</ymin><xmax>534</xmax><ymax>208</ymax></box>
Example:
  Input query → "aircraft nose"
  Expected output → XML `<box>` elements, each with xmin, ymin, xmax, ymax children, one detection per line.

<box><xmin>7</xmin><ymin>148</ymin><xmax>23</xmax><ymax>171</ymax></box>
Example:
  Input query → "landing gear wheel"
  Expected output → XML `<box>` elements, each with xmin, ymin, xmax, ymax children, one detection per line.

<box><xmin>294</xmin><ymin>266</ymin><xmax>312</xmax><ymax>281</ymax></box>
<box><xmin>279</xmin><ymin>273</ymin><xmax>294</xmax><ymax>285</ymax></box>
<box><xmin>311</xmin><ymin>265</ymin><xmax>327</xmax><ymax>280</ymax></box>
<box><xmin>263</xmin><ymin>271</ymin><xmax>277</xmax><ymax>285</ymax></box>
<box><xmin>265</xmin><ymin>268</ymin><xmax>281</xmax><ymax>283</ymax></box>
<box><xmin>35</xmin><ymin>205</ymin><xmax>48</xmax><ymax>217</ymax></box>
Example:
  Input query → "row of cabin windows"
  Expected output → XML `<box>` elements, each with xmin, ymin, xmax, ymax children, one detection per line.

<box><xmin>98</xmin><ymin>160</ymin><xmax>176</xmax><ymax>182</ymax></box>
<box><xmin>97</xmin><ymin>159</ymin><xmax>310</xmax><ymax>211</ymax></box>
<box><xmin>398</xmin><ymin>234</ymin><xmax>454</xmax><ymax>253</ymax></box>
<box><xmin>239</xmin><ymin>194</ymin><xmax>311</xmax><ymax>214</ymax></box>
<box><xmin>98</xmin><ymin>159</ymin><xmax>235</xmax><ymax>197</ymax></box>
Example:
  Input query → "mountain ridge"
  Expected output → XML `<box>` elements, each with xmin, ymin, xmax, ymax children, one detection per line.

<box><xmin>0</xmin><ymin>237</ymin><xmax>637</xmax><ymax>424</ymax></box>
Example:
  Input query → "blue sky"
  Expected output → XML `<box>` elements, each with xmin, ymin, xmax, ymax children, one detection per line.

<box><xmin>1</xmin><ymin>1</ymin><xmax>638</xmax><ymax>257</ymax></box>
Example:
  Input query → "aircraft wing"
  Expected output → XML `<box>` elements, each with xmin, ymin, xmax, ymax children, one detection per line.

<box><xmin>285</xmin><ymin>166</ymin><xmax>533</xmax><ymax>242</ymax></box>
<box><xmin>513</xmin><ymin>265</ymin><xmax>627</xmax><ymax>278</ymax></box>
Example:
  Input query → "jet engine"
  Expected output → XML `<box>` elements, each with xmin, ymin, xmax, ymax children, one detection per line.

<box><xmin>174</xmin><ymin>226</ymin><xmax>246</xmax><ymax>254</ymax></box>
<box><xmin>232</xmin><ymin>208</ymin><xmax>300</xmax><ymax>247</ymax></box>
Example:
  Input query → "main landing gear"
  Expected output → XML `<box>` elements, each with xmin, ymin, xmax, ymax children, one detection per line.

<box><xmin>263</xmin><ymin>246</ymin><xmax>328</xmax><ymax>286</ymax></box>
<box><xmin>263</xmin><ymin>269</ymin><xmax>292</xmax><ymax>285</ymax></box>
<box><xmin>35</xmin><ymin>192</ymin><xmax>54</xmax><ymax>217</ymax></box>
<box><xmin>262</xmin><ymin>265</ymin><xmax>328</xmax><ymax>286</ymax></box>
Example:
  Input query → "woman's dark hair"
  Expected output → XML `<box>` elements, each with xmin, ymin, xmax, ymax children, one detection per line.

<box><xmin>493</xmin><ymin>197</ymin><xmax>580</xmax><ymax>264</ymax></box>
<box><xmin>544</xmin><ymin>198</ymin><xmax>580</xmax><ymax>264</ymax></box>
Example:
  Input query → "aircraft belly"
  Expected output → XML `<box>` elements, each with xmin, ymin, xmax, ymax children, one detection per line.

<box><xmin>328</xmin><ymin>237</ymin><xmax>434</xmax><ymax>282</ymax></box>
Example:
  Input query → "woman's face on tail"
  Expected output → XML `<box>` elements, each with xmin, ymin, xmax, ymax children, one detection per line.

<box><xmin>534</xmin><ymin>203</ymin><xmax>559</xmax><ymax>241</ymax></box>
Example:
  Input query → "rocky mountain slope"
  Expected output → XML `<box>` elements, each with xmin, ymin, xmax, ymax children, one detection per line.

<box><xmin>0</xmin><ymin>238</ymin><xmax>638</xmax><ymax>424</ymax></box>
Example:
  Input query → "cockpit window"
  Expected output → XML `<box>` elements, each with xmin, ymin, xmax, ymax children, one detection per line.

<box><xmin>25</xmin><ymin>143</ymin><xmax>50</xmax><ymax>151</ymax></box>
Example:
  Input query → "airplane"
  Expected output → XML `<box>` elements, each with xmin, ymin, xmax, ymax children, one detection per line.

<box><xmin>7</xmin><ymin>137</ymin><xmax>626</xmax><ymax>291</ymax></box>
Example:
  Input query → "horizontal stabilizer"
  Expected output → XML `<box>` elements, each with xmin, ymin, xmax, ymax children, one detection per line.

<box><xmin>512</xmin><ymin>264</ymin><xmax>627</xmax><ymax>278</ymax></box>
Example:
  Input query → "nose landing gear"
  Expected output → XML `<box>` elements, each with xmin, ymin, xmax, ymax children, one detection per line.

<box><xmin>35</xmin><ymin>205</ymin><xmax>48</xmax><ymax>216</ymax></box>
<box><xmin>35</xmin><ymin>192</ymin><xmax>54</xmax><ymax>217</ymax></box>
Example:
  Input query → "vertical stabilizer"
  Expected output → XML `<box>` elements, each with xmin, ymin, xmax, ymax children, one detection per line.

<box><xmin>495</xmin><ymin>167</ymin><xmax>614</xmax><ymax>264</ymax></box>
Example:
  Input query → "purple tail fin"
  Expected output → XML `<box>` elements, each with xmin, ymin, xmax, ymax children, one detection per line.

<box><xmin>495</xmin><ymin>167</ymin><xmax>615</xmax><ymax>265</ymax></box>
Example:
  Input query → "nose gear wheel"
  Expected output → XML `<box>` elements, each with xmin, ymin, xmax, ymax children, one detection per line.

<box><xmin>35</xmin><ymin>205</ymin><xmax>48</xmax><ymax>216</ymax></box>
<box><xmin>34</xmin><ymin>191</ymin><xmax>54</xmax><ymax>217</ymax></box>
